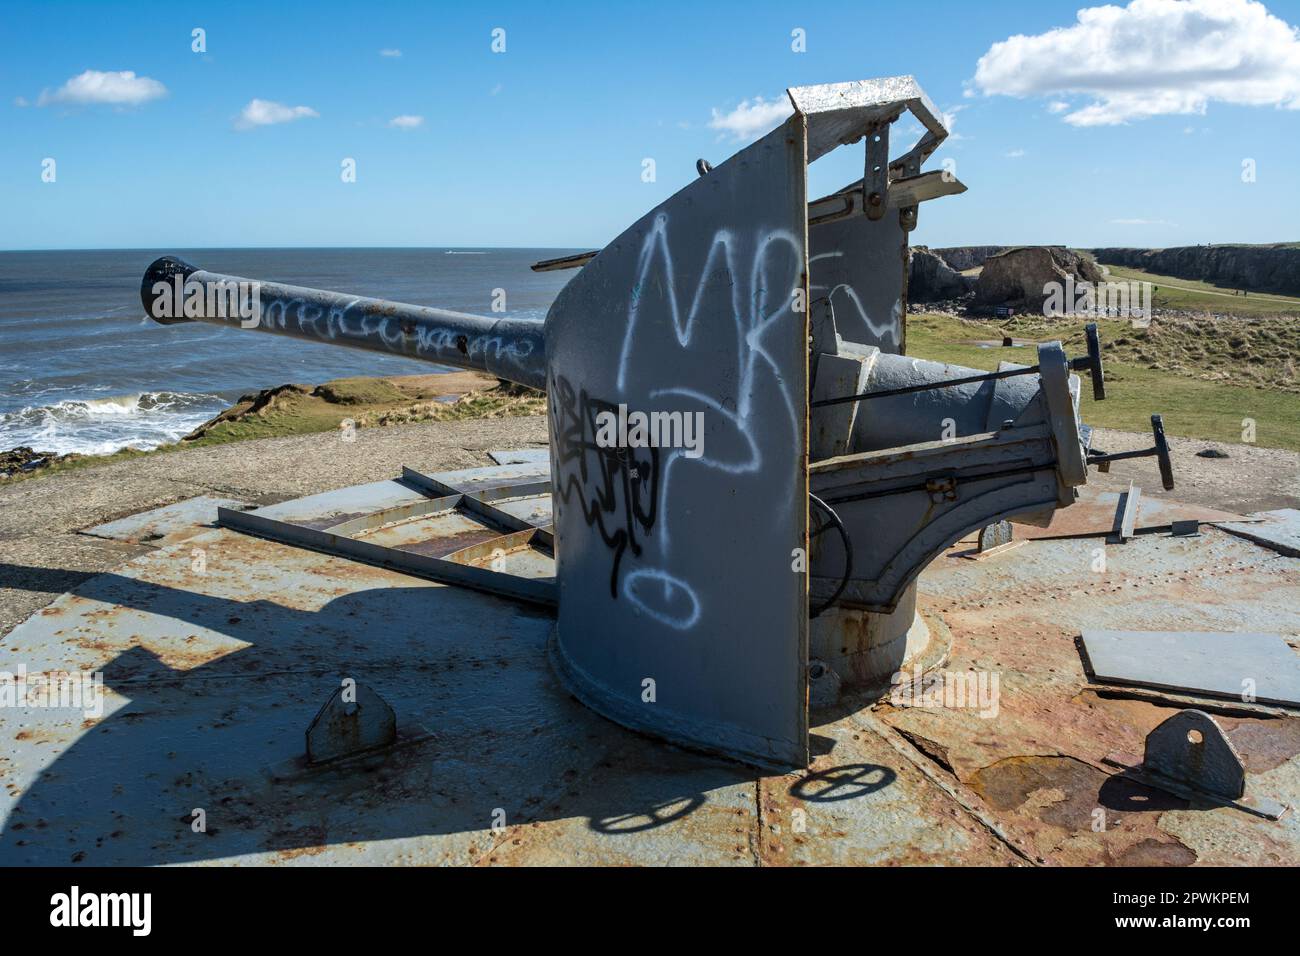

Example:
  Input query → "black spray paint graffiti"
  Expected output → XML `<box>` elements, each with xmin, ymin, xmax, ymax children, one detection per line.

<box><xmin>550</xmin><ymin>373</ymin><xmax>660</xmax><ymax>597</ymax></box>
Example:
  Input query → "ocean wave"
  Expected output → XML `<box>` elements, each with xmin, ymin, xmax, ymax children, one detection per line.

<box><xmin>0</xmin><ymin>391</ymin><xmax>228</xmax><ymax>456</ymax></box>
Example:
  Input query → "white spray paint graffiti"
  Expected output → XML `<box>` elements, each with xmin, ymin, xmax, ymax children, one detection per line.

<box><xmin>808</xmin><ymin>239</ymin><xmax>904</xmax><ymax>350</ymax></box>
<box><xmin>603</xmin><ymin>212</ymin><xmax>804</xmax><ymax>629</ymax></box>
<box><xmin>623</xmin><ymin>568</ymin><xmax>701</xmax><ymax>630</ymax></box>
<box><xmin>253</xmin><ymin>292</ymin><xmax>539</xmax><ymax>379</ymax></box>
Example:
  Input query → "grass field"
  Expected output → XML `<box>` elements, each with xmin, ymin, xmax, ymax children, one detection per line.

<box><xmin>907</xmin><ymin>312</ymin><xmax>1300</xmax><ymax>452</ymax></box>
<box><xmin>1096</xmin><ymin>263</ymin><xmax>1300</xmax><ymax>317</ymax></box>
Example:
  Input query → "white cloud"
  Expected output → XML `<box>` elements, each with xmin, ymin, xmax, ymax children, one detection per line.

<box><xmin>1047</xmin><ymin>101</ymin><xmax>1070</xmax><ymax>114</ymax></box>
<box><xmin>1005</xmin><ymin>148</ymin><xmax>1026</xmax><ymax>158</ymax></box>
<box><xmin>973</xmin><ymin>0</ymin><xmax>1300</xmax><ymax>126</ymax></box>
<box><xmin>707</xmin><ymin>95</ymin><xmax>793</xmax><ymax>141</ymax></box>
<box><xmin>388</xmin><ymin>114</ymin><xmax>424</xmax><ymax>129</ymax></box>
<box><xmin>236</xmin><ymin>98</ymin><xmax>319</xmax><ymax>129</ymax></box>
<box><xmin>379</xmin><ymin>49</ymin><xmax>402</xmax><ymax>57</ymax></box>
<box><xmin>14</xmin><ymin>96</ymin><xmax>29</xmax><ymax>107</ymax></box>
<box><xmin>37</xmin><ymin>69</ymin><xmax>167</xmax><ymax>107</ymax></box>
<box><xmin>941</xmin><ymin>104</ymin><xmax>968</xmax><ymax>139</ymax></box>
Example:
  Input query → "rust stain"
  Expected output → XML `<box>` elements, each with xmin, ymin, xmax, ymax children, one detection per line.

<box><xmin>269</xmin><ymin>825</ymin><xmax>331</xmax><ymax>860</ymax></box>
<box><xmin>1219</xmin><ymin>716</ymin><xmax>1300</xmax><ymax>773</ymax></box>
<box><xmin>969</xmin><ymin>755</ymin><xmax>1107</xmax><ymax>827</ymax></box>
<box><xmin>396</xmin><ymin>527</ymin><xmax>504</xmax><ymax>559</ymax></box>
<box><xmin>1109</xmin><ymin>836</ymin><xmax>1197</xmax><ymax>867</ymax></box>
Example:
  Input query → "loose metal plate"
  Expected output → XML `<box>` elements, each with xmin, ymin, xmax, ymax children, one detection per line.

<box><xmin>1081</xmin><ymin>629</ymin><xmax>1300</xmax><ymax>708</ymax></box>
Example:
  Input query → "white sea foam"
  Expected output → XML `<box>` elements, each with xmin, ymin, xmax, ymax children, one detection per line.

<box><xmin>0</xmin><ymin>391</ymin><xmax>227</xmax><ymax>456</ymax></box>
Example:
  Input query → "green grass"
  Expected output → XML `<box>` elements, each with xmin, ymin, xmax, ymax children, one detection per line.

<box><xmin>1100</xmin><ymin>264</ymin><xmax>1300</xmax><ymax>317</ymax></box>
<box><xmin>311</xmin><ymin>376</ymin><xmax>410</xmax><ymax>406</ymax></box>
<box><xmin>3</xmin><ymin>442</ymin><xmax>188</xmax><ymax>482</ymax></box>
<box><xmin>907</xmin><ymin>312</ymin><xmax>1300</xmax><ymax>451</ymax></box>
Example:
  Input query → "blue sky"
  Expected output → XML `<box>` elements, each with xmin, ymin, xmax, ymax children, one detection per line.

<box><xmin>2</xmin><ymin>0</ymin><xmax>1298</xmax><ymax>250</ymax></box>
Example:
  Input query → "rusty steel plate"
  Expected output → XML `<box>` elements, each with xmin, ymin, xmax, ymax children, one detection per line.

<box><xmin>81</xmin><ymin>495</ymin><xmax>249</xmax><ymax>544</ymax></box>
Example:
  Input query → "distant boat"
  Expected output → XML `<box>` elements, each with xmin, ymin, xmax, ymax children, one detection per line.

<box><xmin>444</xmin><ymin>250</ymin><xmax>487</xmax><ymax>255</ymax></box>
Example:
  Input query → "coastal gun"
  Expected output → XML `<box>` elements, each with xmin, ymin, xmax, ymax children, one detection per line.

<box><xmin>140</xmin><ymin>76</ymin><xmax>1173</xmax><ymax>768</ymax></box>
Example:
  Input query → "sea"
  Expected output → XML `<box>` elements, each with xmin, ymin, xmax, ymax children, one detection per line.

<box><xmin>0</xmin><ymin>248</ymin><xmax>580</xmax><ymax>456</ymax></box>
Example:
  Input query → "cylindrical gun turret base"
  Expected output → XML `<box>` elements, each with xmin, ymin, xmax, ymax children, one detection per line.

<box><xmin>809</xmin><ymin>581</ymin><xmax>936</xmax><ymax>698</ymax></box>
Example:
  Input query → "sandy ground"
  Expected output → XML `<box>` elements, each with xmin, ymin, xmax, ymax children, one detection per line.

<box><xmin>1</xmin><ymin>416</ymin><xmax>1295</xmax><ymax>638</ymax></box>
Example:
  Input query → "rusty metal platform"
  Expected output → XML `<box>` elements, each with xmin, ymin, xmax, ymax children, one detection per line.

<box><xmin>2</xmin><ymin>477</ymin><xmax>1298</xmax><ymax>866</ymax></box>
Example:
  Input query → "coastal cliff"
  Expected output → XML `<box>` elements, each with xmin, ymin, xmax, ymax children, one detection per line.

<box><xmin>1092</xmin><ymin>244</ymin><xmax>1300</xmax><ymax>296</ymax></box>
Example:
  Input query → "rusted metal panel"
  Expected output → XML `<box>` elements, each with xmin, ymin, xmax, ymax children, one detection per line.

<box><xmin>211</xmin><ymin>462</ymin><xmax>561</xmax><ymax>608</ymax></box>
<box><xmin>251</xmin><ymin>478</ymin><xmax>430</xmax><ymax>529</ymax></box>
<box><xmin>400</xmin><ymin>467</ymin><xmax>553</xmax><ymax>548</ymax></box>
<box><xmin>426</xmin><ymin>461</ymin><xmax>550</xmax><ymax>492</ymax></box>
<box><xmin>218</xmin><ymin>505</ymin><xmax>557</xmax><ymax>607</ymax></box>
<box><xmin>881</xmin><ymin>528</ymin><xmax>1300</xmax><ymax>865</ymax></box>
<box><xmin>544</xmin><ymin>114</ymin><xmax>811</xmax><ymax>768</ymax></box>
<box><xmin>81</xmin><ymin>495</ymin><xmax>248</xmax><ymax>545</ymax></box>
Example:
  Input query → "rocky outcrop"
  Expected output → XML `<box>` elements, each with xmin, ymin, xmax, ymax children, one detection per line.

<box><xmin>1092</xmin><ymin>244</ymin><xmax>1300</xmax><ymax>297</ymax></box>
<box><xmin>972</xmin><ymin>246</ymin><xmax>1105</xmax><ymax>312</ymax></box>
<box><xmin>931</xmin><ymin>246</ymin><xmax>1007</xmax><ymax>272</ymax></box>
<box><xmin>908</xmin><ymin>246</ymin><xmax>973</xmax><ymax>302</ymax></box>
<box><xmin>0</xmin><ymin>446</ymin><xmax>73</xmax><ymax>479</ymax></box>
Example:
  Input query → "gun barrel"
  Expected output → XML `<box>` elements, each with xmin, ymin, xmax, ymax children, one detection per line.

<box><xmin>140</xmin><ymin>256</ymin><xmax>547</xmax><ymax>390</ymax></box>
